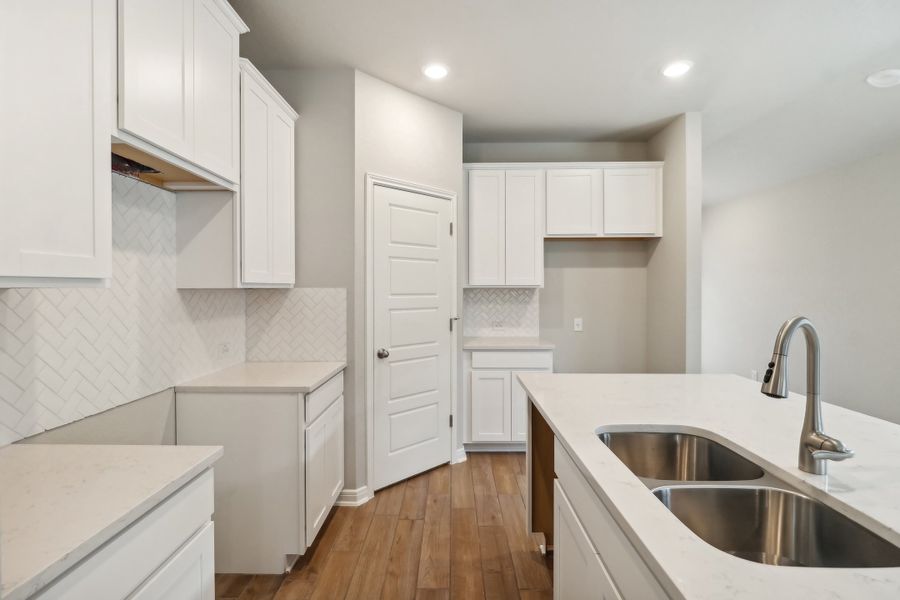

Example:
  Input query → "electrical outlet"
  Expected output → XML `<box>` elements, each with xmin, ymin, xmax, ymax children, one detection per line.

<box><xmin>219</xmin><ymin>342</ymin><xmax>232</xmax><ymax>358</ymax></box>
<box><xmin>492</xmin><ymin>321</ymin><xmax>504</xmax><ymax>330</ymax></box>
<box><xmin>573</xmin><ymin>317</ymin><xmax>583</xmax><ymax>332</ymax></box>
<box><xmin>750</xmin><ymin>369</ymin><xmax>759</xmax><ymax>382</ymax></box>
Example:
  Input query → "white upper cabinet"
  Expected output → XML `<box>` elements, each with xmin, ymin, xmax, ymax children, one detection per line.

<box><xmin>545</xmin><ymin>169</ymin><xmax>603</xmax><ymax>236</ymax></box>
<box><xmin>467</xmin><ymin>169</ymin><xmax>543</xmax><ymax>287</ymax></box>
<box><xmin>468</xmin><ymin>170</ymin><xmax>506</xmax><ymax>286</ymax></box>
<box><xmin>0</xmin><ymin>0</ymin><xmax>113</xmax><ymax>285</ymax></box>
<box><xmin>505</xmin><ymin>170</ymin><xmax>545</xmax><ymax>287</ymax></box>
<box><xmin>193</xmin><ymin>0</ymin><xmax>242</xmax><ymax>182</ymax></box>
<box><xmin>240</xmin><ymin>59</ymin><xmax>298</xmax><ymax>287</ymax></box>
<box><xmin>603</xmin><ymin>168</ymin><xmax>661</xmax><ymax>236</ymax></box>
<box><xmin>119</xmin><ymin>0</ymin><xmax>247</xmax><ymax>183</ymax></box>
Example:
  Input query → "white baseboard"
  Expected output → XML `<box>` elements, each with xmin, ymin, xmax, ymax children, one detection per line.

<box><xmin>335</xmin><ymin>485</ymin><xmax>374</xmax><ymax>506</ymax></box>
<box><xmin>464</xmin><ymin>442</ymin><xmax>526</xmax><ymax>453</ymax></box>
<box><xmin>451</xmin><ymin>446</ymin><xmax>467</xmax><ymax>464</ymax></box>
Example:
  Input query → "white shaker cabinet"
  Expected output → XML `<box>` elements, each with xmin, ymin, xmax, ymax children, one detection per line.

<box><xmin>240</xmin><ymin>59</ymin><xmax>298</xmax><ymax>286</ymax></box>
<box><xmin>0</xmin><ymin>0</ymin><xmax>113</xmax><ymax>285</ymax></box>
<box><xmin>603</xmin><ymin>168</ymin><xmax>662</xmax><ymax>235</ymax></box>
<box><xmin>545</xmin><ymin>168</ymin><xmax>603</xmax><ymax>236</ymax></box>
<box><xmin>467</xmin><ymin>169</ymin><xmax>544</xmax><ymax>287</ymax></box>
<box><xmin>118</xmin><ymin>0</ymin><xmax>246</xmax><ymax>183</ymax></box>
<box><xmin>467</xmin><ymin>350</ymin><xmax>553</xmax><ymax>444</ymax></box>
<box><xmin>176</xmin><ymin>371</ymin><xmax>345</xmax><ymax>574</ymax></box>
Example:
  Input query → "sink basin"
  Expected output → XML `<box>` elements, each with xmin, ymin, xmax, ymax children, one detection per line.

<box><xmin>597</xmin><ymin>431</ymin><xmax>764</xmax><ymax>481</ymax></box>
<box><xmin>653</xmin><ymin>486</ymin><xmax>900</xmax><ymax>567</ymax></box>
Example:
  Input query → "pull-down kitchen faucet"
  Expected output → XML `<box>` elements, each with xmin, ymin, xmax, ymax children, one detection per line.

<box><xmin>761</xmin><ymin>316</ymin><xmax>854</xmax><ymax>475</ymax></box>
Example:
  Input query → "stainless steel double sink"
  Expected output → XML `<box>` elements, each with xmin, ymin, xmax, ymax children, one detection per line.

<box><xmin>597</xmin><ymin>431</ymin><xmax>900</xmax><ymax>568</ymax></box>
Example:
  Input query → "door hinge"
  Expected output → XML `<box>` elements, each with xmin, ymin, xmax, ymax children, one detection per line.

<box><xmin>450</xmin><ymin>222</ymin><xmax>454</xmax><ymax>236</ymax></box>
<box><xmin>449</xmin><ymin>316</ymin><xmax>459</xmax><ymax>331</ymax></box>
<box><xmin>449</xmin><ymin>414</ymin><xmax>454</xmax><ymax>428</ymax></box>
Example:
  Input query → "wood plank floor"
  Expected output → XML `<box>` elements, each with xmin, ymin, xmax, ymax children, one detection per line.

<box><xmin>215</xmin><ymin>453</ymin><xmax>552</xmax><ymax>600</ymax></box>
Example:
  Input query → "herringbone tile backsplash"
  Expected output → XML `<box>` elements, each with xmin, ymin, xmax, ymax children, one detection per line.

<box><xmin>463</xmin><ymin>288</ymin><xmax>540</xmax><ymax>337</ymax></box>
<box><xmin>246</xmin><ymin>288</ymin><xmax>346</xmax><ymax>361</ymax></box>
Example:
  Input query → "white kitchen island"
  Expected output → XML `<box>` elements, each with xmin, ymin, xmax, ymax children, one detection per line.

<box><xmin>520</xmin><ymin>373</ymin><xmax>900</xmax><ymax>599</ymax></box>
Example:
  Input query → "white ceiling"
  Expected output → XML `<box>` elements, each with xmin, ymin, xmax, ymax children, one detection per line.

<box><xmin>231</xmin><ymin>0</ymin><xmax>900</xmax><ymax>202</ymax></box>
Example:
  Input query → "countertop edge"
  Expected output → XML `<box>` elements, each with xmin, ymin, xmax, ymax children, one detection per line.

<box><xmin>4</xmin><ymin>447</ymin><xmax>223</xmax><ymax>600</ymax></box>
<box><xmin>174</xmin><ymin>362</ymin><xmax>346</xmax><ymax>393</ymax></box>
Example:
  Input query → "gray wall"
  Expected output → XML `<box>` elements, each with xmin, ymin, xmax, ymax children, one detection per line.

<box><xmin>353</xmin><ymin>71</ymin><xmax>464</xmax><ymax>487</ymax></box>
<box><xmin>464</xmin><ymin>141</ymin><xmax>648</xmax><ymax>163</ymax></box>
<box><xmin>541</xmin><ymin>240</ymin><xmax>648</xmax><ymax>372</ymax></box>
<box><xmin>646</xmin><ymin>113</ymin><xmax>703</xmax><ymax>373</ymax></box>
<box><xmin>703</xmin><ymin>143</ymin><xmax>900</xmax><ymax>424</ymax></box>
<box><xmin>19</xmin><ymin>389</ymin><xmax>175</xmax><ymax>445</ymax></box>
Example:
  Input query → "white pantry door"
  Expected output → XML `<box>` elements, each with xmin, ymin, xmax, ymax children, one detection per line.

<box><xmin>373</xmin><ymin>184</ymin><xmax>453</xmax><ymax>490</ymax></box>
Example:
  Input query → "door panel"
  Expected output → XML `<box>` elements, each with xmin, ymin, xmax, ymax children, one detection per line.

<box><xmin>505</xmin><ymin>170</ymin><xmax>544</xmax><ymax>286</ymax></box>
<box><xmin>194</xmin><ymin>0</ymin><xmax>239</xmax><ymax>181</ymax></box>
<box><xmin>471</xmin><ymin>370</ymin><xmax>511</xmax><ymax>442</ymax></box>
<box><xmin>240</xmin><ymin>74</ymin><xmax>272</xmax><ymax>283</ymax></box>
<box><xmin>511</xmin><ymin>373</ymin><xmax>528</xmax><ymax>442</ymax></box>
<box><xmin>603</xmin><ymin>168</ymin><xmax>659</xmax><ymax>235</ymax></box>
<box><xmin>119</xmin><ymin>0</ymin><xmax>194</xmax><ymax>159</ymax></box>
<box><xmin>374</xmin><ymin>184</ymin><xmax>453</xmax><ymax>490</ymax></box>
<box><xmin>270</xmin><ymin>111</ymin><xmax>296</xmax><ymax>283</ymax></box>
<box><xmin>546</xmin><ymin>169</ymin><xmax>602</xmax><ymax>236</ymax></box>
<box><xmin>467</xmin><ymin>170</ymin><xmax>505</xmax><ymax>285</ymax></box>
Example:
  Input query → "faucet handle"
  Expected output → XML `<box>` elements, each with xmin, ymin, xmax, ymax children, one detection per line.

<box><xmin>811</xmin><ymin>448</ymin><xmax>854</xmax><ymax>462</ymax></box>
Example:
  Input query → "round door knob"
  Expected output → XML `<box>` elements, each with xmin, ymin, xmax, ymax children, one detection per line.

<box><xmin>377</xmin><ymin>348</ymin><xmax>390</xmax><ymax>359</ymax></box>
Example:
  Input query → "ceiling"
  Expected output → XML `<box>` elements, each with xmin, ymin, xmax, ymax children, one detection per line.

<box><xmin>231</xmin><ymin>0</ymin><xmax>900</xmax><ymax>202</ymax></box>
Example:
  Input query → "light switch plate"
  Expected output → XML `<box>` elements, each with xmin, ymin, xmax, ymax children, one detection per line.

<box><xmin>573</xmin><ymin>317</ymin><xmax>583</xmax><ymax>332</ymax></box>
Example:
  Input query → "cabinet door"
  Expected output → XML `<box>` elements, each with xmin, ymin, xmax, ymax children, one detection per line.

<box><xmin>468</xmin><ymin>170</ymin><xmax>506</xmax><ymax>285</ymax></box>
<box><xmin>505</xmin><ymin>170</ymin><xmax>544</xmax><ymax>286</ymax></box>
<box><xmin>193</xmin><ymin>0</ymin><xmax>240</xmax><ymax>182</ymax></box>
<box><xmin>119</xmin><ymin>0</ymin><xmax>195</xmax><ymax>159</ymax></box>
<box><xmin>1</xmin><ymin>0</ymin><xmax>113</xmax><ymax>281</ymax></box>
<box><xmin>603</xmin><ymin>168</ymin><xmax>660</xmax><ymax>235</ymax></box>
<box><xmin>324</xmin><ymin>396</ymin><xmax>345</xmax><ymax>509</ymax></box>
<box><xmin>546</xmin><ymin>169</ymin><xmax>603</xmax><ymax>236</ymax></box>
<box><xmin>305</xmin><ymin>401</ymin><xmax>330</xmax><ymax>544</ymax></box>
<box><xmin>129</xmin><ymin>522</ymin><xmax>215</xmax><ymax>600</ymax></box>
<box><xmin>511</xmin><ymin>373</ymin><xmax>529</xmax><ymax>442</ymax></box>
<box><xmin>471</xmin><ymin>371</ymin><xmax>511</xmax><ymax>442</ymax></box>
<box><xmin>240</xmin><ymin>71</ymin><xmax>273</xmax><ymax>284</ymax></box>
<box><xmin>270</xmin><ymin>109</ymin><xmax>296</xmax><ymax>285</ymax></box>
<box><xmin>554</xmin><ymin>482</ymin><xmax>622</xmax><ymax>600</ymax></box>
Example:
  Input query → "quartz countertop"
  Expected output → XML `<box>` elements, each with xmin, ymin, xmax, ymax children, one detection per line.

<box><xmin>176</xmin><ymin>361</ymin><xmax>346</xmax><ymax>393</ymax></box>
<box><xmin>0</xmin><ymin>444</ymin><xmax>222</xmax><ymax>600</ymax></box>
<box><xmin>518</xmin><ymin>373</ymin><xmax>900</xmax><ymax>599</ymax></box>
<box><xmin>463</xmin><ymin>336</ymin><xmax>555</xmax><ymax>351</ymax></box>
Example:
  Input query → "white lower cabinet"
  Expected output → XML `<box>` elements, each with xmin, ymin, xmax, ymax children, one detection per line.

<box><xmin>468</xmin><ymin>350</ymin><xmax>553</xmax><ymax>444</ymax></box>
<box><xmin>554</xmin><ymin>439</ymin><xmax>669</xmax><ymax>600</ymax></box>
<box><xmin>35</xmin><ymin>470</ymin><xmax>215</xmax><ymax>600</ymax></box>
<box><xmin>175</xmin><ymin>371</ymin><xmax>345</xmax><ymax>574</ymax></box>
<box><xmin>305</xmin><ymin>394</ymin><xmax>344</xmax><ymax>543</ymax></box>
<box><xmin>554</xmin><ymin>481</ymin><xmax>621</xmax><ymax>600</ymax></box>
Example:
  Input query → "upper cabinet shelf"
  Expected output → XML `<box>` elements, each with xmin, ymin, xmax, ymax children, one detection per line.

<box><xmin>465</xmin><ymin>162</ymin><xmax>663</xmax><ymax>288</ymax></box>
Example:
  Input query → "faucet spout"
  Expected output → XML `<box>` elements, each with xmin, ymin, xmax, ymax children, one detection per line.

<box><xmin>760</xmin><ymin>317</ymin><xmax>852</xmax><ymax>475</ymax></box>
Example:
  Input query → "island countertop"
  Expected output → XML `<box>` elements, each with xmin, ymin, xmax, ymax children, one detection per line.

<box><xmin>518</xmin><ymin>373</ymin><xmax>900</xmax><ymax>599</ymax></box>
<box><xmin>176</xmin><ymin>361</ymin><xmax>346</xmax><ymax>393</ymax></box>
<box><xmin>0</xmin><ymin>443</ymin><xmax>222</xmax><ymax>600</ymax></box>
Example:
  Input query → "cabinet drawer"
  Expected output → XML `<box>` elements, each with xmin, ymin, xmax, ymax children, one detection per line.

<box><xmin>471</xmin><ymin>350</ymin><xmax>553</xmax><ymax>370</ymax></box>
<box><xmin>36</xmin><ymin>469</ymin><xmax>214</xmax><ymax>599</ymax></box>
<box><xmin>555</xmin><ymin>439</ymin><xmax>668</xmax><ymax>600</ymax></box>
<box><xmin>306</xmin><ymin>372</ymin><xmax>344</xmax><ymax>423</ymax></box>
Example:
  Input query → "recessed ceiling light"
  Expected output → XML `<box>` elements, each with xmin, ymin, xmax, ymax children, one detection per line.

<box><xmin>423</xmin><ymin>63</ymin><xmax>449</xmax><ymax>80</ymax></box>
<box><xmin>662</xmin><ymin>60</ymin><xmax>693</xmax><ymax>78</ymax></box>
<box><xmin>866</xmin><ymin>69</ymin><xmax>900</xmax><ymax>88</ymax></box>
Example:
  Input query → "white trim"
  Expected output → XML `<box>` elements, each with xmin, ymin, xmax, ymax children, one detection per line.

<box><xmin>210</xmin><ymin>0</ymin><xmax>250</xmax><ymax>34</ymax></box>
<box><xmin>465</xmin><ymin>442</ymin><xmax>526</xmax><ymax>453</ymax></box>
<box><xmin>0</xmin><ymin>276</ymin><xmax>110</xmax><ymax>289</ymax></box>
<box><xmin>365</xmin><ymin>173</ymin><xmax>458</xmax><ymax>494</ymax></box>
<box><xmin>334</xmin><ymin>486</ymin><xmax>374</xmax><ymax>507</ymax></box>
<box><xmin>452</xmin><ymin>447</ymin><xmax>468</xmax><ymax>464</ymax></box>
<box><xmin>239</xmin><ymin>59</ymin><xmax>299</xmax><ymax>120</ymax></box>
<box><xmin>464</xmin><ymin>161</ymin><xmax>664</xmax><ymax>170</ymax></box>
